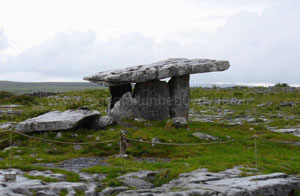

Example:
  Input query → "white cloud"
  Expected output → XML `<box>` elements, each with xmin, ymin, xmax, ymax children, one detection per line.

<box><xmin>0</xmin><ymin>0</ymin><xmax>299</xmax><ymax>84</ymax></box>
<box><xmin>0</xmin><ymin>29</ymin><xmax>8</xmax><ymax>50</ymax></box>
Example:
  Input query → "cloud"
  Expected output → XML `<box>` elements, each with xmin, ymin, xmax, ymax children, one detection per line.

<box><xmin>0</xmin><ymin>29</ymin><xmax>8</xmax><ymax>50</ymax></box>
<box><xmin>0</xmin><ymin>31</ymin><xmax>161</xmax><ymax>81</ymax></box>
<box><xmin>0</xmin><ymin>0</ymin><xmax>299</xmax><ymax>84</ymax></box>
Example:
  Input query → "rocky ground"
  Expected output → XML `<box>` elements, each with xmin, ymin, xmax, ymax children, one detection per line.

<box><xmin>0</xmin><ymin>167</ymin><xmax>299</xmax><ymax>196</ymax></box>
<box><xmin>0</xmin><ymin>86</ymin><xmax>300</xmax><ymax>195</ymax></box>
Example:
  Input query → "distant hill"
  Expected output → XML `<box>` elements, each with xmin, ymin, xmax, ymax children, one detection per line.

<box><xmin>0</xmin><ymin>81</ymin><xmax>105</xmax><ymax>94</ymax></box>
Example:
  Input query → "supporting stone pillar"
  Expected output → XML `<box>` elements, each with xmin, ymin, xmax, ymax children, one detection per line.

<box><xmin>169</xmin><ymin>75</ymin><xmax>190</xmax><ymax>119</ymax></box>
<box><xmin>133</xmin><ymin>81</ymin><xmax>170</xmax><ymax>121</ymax></box>
<box><xmin>109</xmin><ymin>83</ymin><xmax>132</xmax><ymax>110</ymax></box>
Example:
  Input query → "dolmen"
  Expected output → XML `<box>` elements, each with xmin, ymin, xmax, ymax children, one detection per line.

<box><xmin>84</xmin><ymin>58</ymin><xmax>230</xmax><ymax>122</ymax></box>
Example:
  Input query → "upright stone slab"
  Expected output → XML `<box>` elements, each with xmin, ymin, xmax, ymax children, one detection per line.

<box><xmin>109</xmin><ymin>84</ymin><xmax>132</xmax><ymax>109</ymax></box>
<box><xmin>169</xmin><ymin>75</ymin><xmax>190</xmax><ymax>119</ymax></box>
<box><xmin>133</xmin><ymin>81</ymin><xmax>170</xmax><ymax>121</ymax></box>
<box><xmin>109</xmin><ymin>92</ymin><xmax>140</xmax><ymax>122</ymax></box>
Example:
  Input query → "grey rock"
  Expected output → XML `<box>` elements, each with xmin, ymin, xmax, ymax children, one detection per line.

<box><xmin>73</xmin><ymin>145</ymin><xmax>82</xmax><ymax>151</ymax></box>
<box><xmin>29</xmin><ymin>153</ymin><xmax>37</xmax><ymax>157</ymax></box>
<box><xmin>0</xmin><ymin>122</ymin><xmax>12</xmax><ymax>129</ymax></box>
<box><xmin>134</xmin><ymin>81</ymin><xmax>170</xmax><ymax>121</ymax></box>
<box><xmin>55</xmin><ymin>132</ymin><xmax>62</xmax><ymax>138</ymax></box>
<box><xmin>79</xmin><ymin>172</ymin><xmax>106</xmax><ymax>182</ymax></box>
<box><xmin>2</xmin><ymin>146</ymin><xmax>18</xmax><ymax>152</ymax></box>
<box><xmin>102</xmin><ymin>186</ymin><xmax>129</xmax><ymax>196</ymax></box>
<box><xmin>171</xmin><ymin>117</ymin><xmax>188</xmax><ymax>128</ymax></box>
<box><xmin>169</xmin><ymin>75</ymin><xmax>190</xmax><ymax>119</ymax></box>
<box><xmin>15</xmin><ymin>109</ymin><xmax>100</xmax><ymax>132</ymax></box>
<box><xmin>72</xmin><ymin>133</ymin><xmax>79</xmax><ymax>137</ymax></box>
<box><xmin>271</xmin><ymin>128</ymin><xmax>300</xmax><ymax>137</ymax></box>
<box><xmin>0</xmin><ymin>105</ymin><xmax>22</xmax><ymax>108</ymax></box>
<box><xmin>192</xmin><ymin>132</ymin><xmax>221</xmax><ymax>141</ymax></box>
<box><xmin>84</xmin><ymin>58</ymin><xmax>230</xmax><ymax>85</ymax></box>
<box><xmin>117</xmin><ymin>171</ymin><xmax>158</xmax><ymax>189</ymax></box>
<box><xmin>109</xmin><ymin>92</ymin><xmax>140</xmax><ymax>122</ymax></box>
<box><xmin>94</xmin><ymin>115</ymin><xmax>115</xmax><ymax>129</ymax></box>
<box><xmin>134</xmin><ymin>118</ymin><xmax>146</xmax><ymax>122</ymax></box>
<box><xmin>152</xmin><ymin>137</ymin><xmax>161</xmax><ymax>147</ymax></box>
<box><xmin>0</xmin><ymin>110</ymin><xmax>23</xmax><ymax>116</ymax></box>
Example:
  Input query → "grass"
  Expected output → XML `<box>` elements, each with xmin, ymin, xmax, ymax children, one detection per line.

<box><xmin>0</xmin><ymin>81</ymin><xmax>104</xmax><ymax>94</ymax></box>
<box><xmin>0</xmin><ymin>86</ymin><xmax>300</xmax><ymax>188</ymax></box>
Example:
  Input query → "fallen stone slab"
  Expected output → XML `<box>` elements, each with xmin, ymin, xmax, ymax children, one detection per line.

<box><xmin>118</xmin><ymin>168</ymin><xmax>300</xmax><ymax>196</ymax></box>
<box><xmin>84</xmin><ymin>58</ymin><xmax>230</xmax><ymax>85</ymax></box>
<box><xmin>15</xmin><ymin>109</ymin><xmax>100</xmax><ymax>132</ymax></box>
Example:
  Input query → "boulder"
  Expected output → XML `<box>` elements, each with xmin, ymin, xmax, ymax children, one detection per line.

<box><xmin>134</xmin><ymin>81</ymin><xmax>170</xmax><ymax>121</ymax></box>
<box><xmin>94</xmin><ymin>115</ymin><xmax>115</xmax><ymax>129</ymax></box>
<box><xmin>84</xmin><ymin>58</ymin><xmax>230</xmax><ymax>85</ymax></box>
<box><xmin>109</xmin><ymin>92</ymin><xmax>140</xmax><ymax>122</ymax></box>
<box><xmin>169</xmin><ymin>75</ymin><xmax>190</xmax><ymax>119</ymax></box>
<box><xmin>171</xmin><ymin>117</ymin><xmax>188</xmax><ymax>128</ymax></box>
<box><xmin>15</xmin><ymin>109</ymin><xmax>100</xmax><ymax>132</ymax></box>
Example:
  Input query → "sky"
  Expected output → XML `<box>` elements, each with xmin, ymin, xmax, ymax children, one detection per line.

<box><xmin>0</xmin><ymin>0</ymin><xmax>299</xmax><ymax>85</ymax></box>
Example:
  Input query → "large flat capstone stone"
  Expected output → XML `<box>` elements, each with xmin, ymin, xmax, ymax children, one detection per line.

<box><xmin>15</xmin><ymin>110</ymin><xmax>100</xmax><ymax>132</ymax></box>
<box><xmin>84</xmin><ymin>58</ymin><xmax>230</xmax><ymax>85</ymax></box>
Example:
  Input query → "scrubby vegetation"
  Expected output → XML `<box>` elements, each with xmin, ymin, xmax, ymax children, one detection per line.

<box><xmin>0</xmin><ymin>85</ymin><xmax>300</xmax><ymax>187</ymax></box>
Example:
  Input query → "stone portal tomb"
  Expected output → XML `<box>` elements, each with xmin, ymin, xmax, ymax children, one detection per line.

<box><xmin>84</xmin><ymin>58</ymin><xmax>230</xmax><ymax>121</ymax></box>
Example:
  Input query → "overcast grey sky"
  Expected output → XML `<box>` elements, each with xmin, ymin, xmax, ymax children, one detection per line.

<box><xmin>0</xmin><ymin>0</ymin><xmax>299</xmax><ymax>85</ymax></box>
